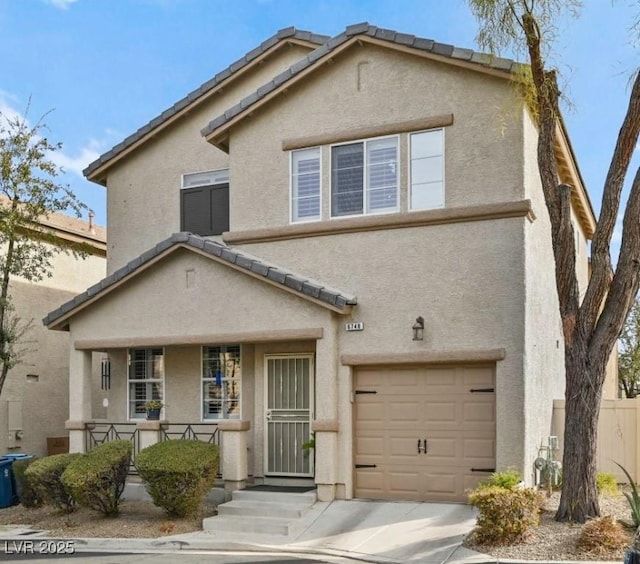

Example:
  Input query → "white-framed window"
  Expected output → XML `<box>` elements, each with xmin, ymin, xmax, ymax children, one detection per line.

<box><xmin>181</xmin><ymin>169</ymin><xmax>230</xmax><ymax>236</ymax></box>
<box><xmin>128</xmin><ymin>348</ymin><xmax>164</xmax><ymax>420</ymax></box>
<box><xmin>291</xmin><ymin>148</ymin><xmax>321</xmax><ymax>223</ymax></box>
<box><xmin>409</xmin><ymin>129</ymin><xmax>444</xmax><ymax>210</ymax></box>
<box><xmin>331</xmin><ymin>136</ymin><xmax>398</xmax><ymax>218</ymax></box>
<box><xmin>182</xmin><ymin>169</ymin><xmax>229</xmax><ymax>189</ymax></box>
<box><xmin>202</xmin><ymin>345</ymin><xmax>241</xmax><ymax>420</ymax></box>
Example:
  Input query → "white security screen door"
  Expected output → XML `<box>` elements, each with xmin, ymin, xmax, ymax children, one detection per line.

<box><xmin>264</xmin><ymin>354</ymin><xmax>314</xmax><ymax>476</ymax></box>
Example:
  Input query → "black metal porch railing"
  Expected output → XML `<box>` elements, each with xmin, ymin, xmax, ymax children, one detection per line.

<box><xmin>85</xmin><ymin>422</ymin><xmax>220</xmax><ymax>475</ymax></box>
<box><xmin>161</xmin><ymin>423</ymin><xmax>220</xmax><ymax>445</ymax></box>
<box><xmin>85</xmin><ymin>422</ymin><xmax>140</xmax><ymax>474</ymax></box>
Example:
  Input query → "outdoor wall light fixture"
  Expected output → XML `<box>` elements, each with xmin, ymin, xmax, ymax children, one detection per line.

<box><xmin>412</xmin><ymin>316</ymin><xmax>425</xmax><ymax>341</ymax></box>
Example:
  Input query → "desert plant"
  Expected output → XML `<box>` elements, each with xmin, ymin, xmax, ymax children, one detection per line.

<box><xmin>24</xmin><ymin>453</ymin><xmax>82</xmax><ymax>513</ymax></box>
<box><xmin>478</xmin><ymin>468</ymin><xmax>522</xmax><ymax>490</ymax></box>
<box><xmin>61</xmin><ymin>440</ymin><xmax>132</xmax><ymax>516</ymax></box>
<box><xmin>614</xmin><ymin>462</ymin><xmax>640</xmax><ymax>527</ymax></box>
<box><xmin>12</xmin><ymin>457</ymin><xmax>42</xmax><ymax>508</ymax></box>
<box><xmin>577</xmin><ymin>516</ymin><xmax>628</xmax><ymax>555</ymax></box>
<box><xmin>468</xmin><ymin>485</ymin><xmax>543</xmax><ymax>545</ymax></box>
<box><xmin>136</xmin><ymin>439</ymin><xmax>218</xmax><ymax>517</ymax></box>
<box><xmin>596</xmin><ymin>472</ymin><xmax>620</xmax><ymax>497</ymax></box>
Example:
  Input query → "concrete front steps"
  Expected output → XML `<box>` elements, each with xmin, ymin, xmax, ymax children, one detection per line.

<box><xmin>203</xmin><ymin>489</ymin><xmax>317</xmax><ymax>536</ymax></box>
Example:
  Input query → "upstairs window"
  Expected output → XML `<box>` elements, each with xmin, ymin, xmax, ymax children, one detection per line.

<box><xmin>128</xmin><ymin>348</ymin><xmax>164</xmax><ymax>420</ymax></box>
<box><xmin>331</xmin><ymin>137</ymin><xmax>398</xmax><ymax>218</ymax></box>
<box><xmin>181</xmin><ymin>169</ymin><xmax>229</xmax><ymax>236</ymax></box>
<box><xmin>410</xmin><ymin>129</ymin><xmax>444</xmax><ymax>210</ymax></box>
<box><xmin>291</xmin><ymin>148</ymin><xmax>321</xmax><ymax>222</ymax></box>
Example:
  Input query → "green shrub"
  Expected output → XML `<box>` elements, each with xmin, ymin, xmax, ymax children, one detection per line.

<box><xmin>12</xmin><ymin>458</ymin><xmax>43</xmax><ymax>508</ymax></box>
<box><xmin>468</xmin><ymin>485</ymin><xmax>543</xmax><ymax>545</ymax></box>
<box><xmin>596</xmin><ymin>472</ymin><xmax>620</xmax><ymax>497</ymax></box>
<box><xmin>478</xmin><ymin>468</ymin><xmax>522</xmax><ymax>490</ymax></box>
<box><xmin>136</xmin><ymin>440</ymin><xmax>218</xmax><ymax>517</ymax></box>
<box><xmin>25</xmin><ymin>453</ymin><xmax>82</xmax><ymax>513</ymax></box>
<box><xmin>61</xmin><ymin>440</ymin><xmax>132</xmax><ymax>516</ymax></box>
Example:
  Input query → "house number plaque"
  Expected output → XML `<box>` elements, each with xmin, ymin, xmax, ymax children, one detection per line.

<box><xmin>345</xmin><ymin>322</ymin><xmax>364</xmax><ymax>331</ymax></box>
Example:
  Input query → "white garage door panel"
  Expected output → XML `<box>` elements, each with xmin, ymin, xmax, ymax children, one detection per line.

<box><xmin>354</xmin><ymin>364</ymin><xmax>496</xmax><ymax>502</ymax></box>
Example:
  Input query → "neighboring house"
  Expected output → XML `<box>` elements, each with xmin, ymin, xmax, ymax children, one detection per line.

<box><xmin>2</xmin><ymin>212</ymin><xmax>105</xmax><ymax>457</ymax></box>
<box><xmin>45</xmin><ymin>23</ymin><xmax>608</xmax><ymax>502</ymax></box>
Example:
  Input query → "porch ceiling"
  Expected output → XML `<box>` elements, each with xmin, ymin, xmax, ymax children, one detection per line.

<box><xmin>43</xmin><ymin>232</ymin><xmax>357</xmax><ymax>331</ymax></box>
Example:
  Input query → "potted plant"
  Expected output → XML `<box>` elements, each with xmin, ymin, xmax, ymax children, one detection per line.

<box><xmin>144</xmin><ymin>400</ymin><xmax>163</xmax><ymax>420</ymax></box>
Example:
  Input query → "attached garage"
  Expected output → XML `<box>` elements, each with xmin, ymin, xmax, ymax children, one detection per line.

<box><xmin>353</xmin><ymin>364</ymin><xmax>496</xmax><ymax>502</ymax></box>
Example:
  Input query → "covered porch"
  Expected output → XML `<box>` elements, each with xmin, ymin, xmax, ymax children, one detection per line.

<box><xmin>45</xmin><ymin>234</ymin><xmax>355</xmax><ymax>501</ymax></box>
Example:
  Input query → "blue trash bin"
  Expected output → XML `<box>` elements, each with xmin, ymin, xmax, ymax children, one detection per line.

<box><xmin>0</xmin><ymin>458</ymin><xmax>14</xmax><ymax>508</ymax></box>
<box><xmin>3</xmin><ymin>454</ymin><xmax>33</xmax><ymax>505</ymax></box>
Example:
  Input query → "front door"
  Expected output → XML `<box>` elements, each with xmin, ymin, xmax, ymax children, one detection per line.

<box><xmin>264</xmin><ymin>354</ymin><xmax>314</xmax><ymax>477</ymax></box>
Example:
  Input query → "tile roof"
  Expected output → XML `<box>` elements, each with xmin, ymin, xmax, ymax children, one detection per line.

<box><xmin>201</xmin><ymin>22</ymin><xmax>519</xmax><ymax>139</ymax></box>
<box><xmin>43</xmin><ymin>232</ymin><xmax>357</xmax><ymax>328</ymax></box>
<box><xmin>82</xmin><ymin>27</ymin><xmax>328</xmax><ymax>180</ymax></box>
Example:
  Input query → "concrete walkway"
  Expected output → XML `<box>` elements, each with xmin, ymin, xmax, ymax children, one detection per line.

<box><xmin>0</xmin><ymin>499</ymin><xmax>624</xmax><ymax>564</ymax></box>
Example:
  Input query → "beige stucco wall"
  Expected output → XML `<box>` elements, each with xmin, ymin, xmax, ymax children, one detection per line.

<box><xmin>238</xmin><ymin>218</ymin><xmax>527</xmax><ymax>489</ymax></box>
<box><xmin>522</xmin><ymin>109</ymin><xmax>566</xmax><ymax>481</ymax></box>
<box><xmin>1</xmin><ymin>246</ymin><xmax>105</xmax><ymax>457</ymax></box>
<box><xmin>228</xmin><ymin>43</ymin><xmax>525</xmax><ymax>232</ymax></box>
<box><xmin>105</xmin><ymin>44</ymin><xmax>314</xmax><ymax>274</ymax></box>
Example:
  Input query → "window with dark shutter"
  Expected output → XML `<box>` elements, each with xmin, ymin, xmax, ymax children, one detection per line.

<box><xmin>181</xmin><ymin>170</ymin><xmax>229</xmax><ymax>236</ymax></box>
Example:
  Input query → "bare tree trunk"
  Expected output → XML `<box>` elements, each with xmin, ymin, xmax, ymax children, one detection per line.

<box><xmin>556</xmin><ymin>347</ymin><xmax>604</xmax><ymax>521</ymax></box>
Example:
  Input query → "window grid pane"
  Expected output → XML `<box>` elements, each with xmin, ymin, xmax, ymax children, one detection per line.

<box><xmin>292</xmin><ymin>148</ymin><xmax>321</xmax><ymax>222</ymax></box>
<box><xmin>410</xmin><ymin>130</ymin><xmax>444</xmax><ymax>210</ymax></box>
<box><xmin>128</xmin><ymin>349</ymin><xmax>164</xmax><ymax>420</ymax></box>
<box><xmin>202</xmin><ymin>345</ymin><xmax>241</xmax><ymax>420</ymax></box>
<box><xmin>331</xmin><ymin>143</ymin><xmax>364</xmax><ymax>217</ymax></box>
<box><xmin>366</xmin><ymin>139</ymin><xmax>397</xmax><ymax>213</ymax></box>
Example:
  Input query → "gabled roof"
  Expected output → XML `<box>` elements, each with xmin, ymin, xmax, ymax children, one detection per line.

<box><xmin>201</xmin><ymin>22</ymin><xmax>597</xmax><ymax>239</ymax></box>
<box><xmin>43</xmin><ymin>232</ymin><xmax>356</xmax><ymax>330</ymax></box>
<box><xmin>83</xmin><ymin>27</ymin><xmax>328</xmax><ymax>184</ymax></box>
<box><xmin>201</xmin><ymin>22</ymin><xmax>518</xmax><ymax>146</ymax></box>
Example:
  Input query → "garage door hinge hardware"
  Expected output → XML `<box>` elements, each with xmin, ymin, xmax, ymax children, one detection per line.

<box><xmin>355</xmin><ymin>390</ymin><xmax>377</xmax><ymax>395</ymax></box>
<box><xmin>471</xmin><ymin>468</ymin><xmax>496</xmax><ymax>473</ymax></box>
<box><xmin>470</xmin><ymin>388</ymin><xmax>495</xmax><ymax>393</ymax></box>
<box><xmin>418</xmin><ymin>439</ymin><xmax>427</xmax><ymax>454</ymax></box>
<box><xmin>355</xmin><ymin>464</ymin><xmax>377</xmax><ymax>468</ymax></box>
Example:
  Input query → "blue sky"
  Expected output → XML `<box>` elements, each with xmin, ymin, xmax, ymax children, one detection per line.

<box><xmin>0</xmin><ymin>0</ymin><xmax>637</xmax><ymax>236</ymax></box>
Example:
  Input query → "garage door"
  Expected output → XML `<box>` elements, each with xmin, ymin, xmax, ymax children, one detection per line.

<box><xmin>354</xmin><ymin>364</ymin><xmax>496</xmax><ymax>502</ymax></box>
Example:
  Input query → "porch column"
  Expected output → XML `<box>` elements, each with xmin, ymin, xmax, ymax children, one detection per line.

<box><xmin>313</xmin><ymin>325</ymin><xmax>339</xmax><ymax>501</ymax></box>
<box><xmin>66</xmin><ymin>348</ymin><xmax>93</xmax><ymax>453</ymax></box>
<box><xmin>218</xmin><ymin>420</ymin><xmax>250</xmax><ymax>491</ymax></box>
<box><xmin>136</xmin><ymin>420</ymin><xmax>167</xmax><ymax>451</ymax></box>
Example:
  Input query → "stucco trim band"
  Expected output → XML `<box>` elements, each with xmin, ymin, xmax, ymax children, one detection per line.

<box><xmin>74</xmin><ymin>328</ymin><xmax>324</xmax><ymax>350</ymax></box>
<box><xmin>341</xmin><ymin>349</ymin><xmax>506</xmax><ymax>366</ymax></box>
<box><xmin>218</xmin><ymin>420</ymin><xmax>251</xmax><ymax>431</ymax></box>
<box><xmin>312</xmin><ymin>419</ymin><xmax>339</xmax><ymax>432</ymax></box>
<box><xmin>225</xmin><ymin>200</ymin><xmax>535</xmax><ymax>244</ymax></box>
<box><xmin>282</xmin><ymin>114</ymin><xmax>454</xmax><ymax>151</ymax></box>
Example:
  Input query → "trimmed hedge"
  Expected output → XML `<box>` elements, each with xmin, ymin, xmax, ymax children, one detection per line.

<box><xmin>136</xmin><ymin>440</ymin><xmax>219</xmax><ymax>517</ymax></box>
<box><xmin>468</xmin><ymin>485</ymin><xmax>543</xmax><ymax>545</ymax></box>
<box><xmin>62</xmin><ymin>440</ymin><xmax>132</xmax><ymax>516</ymax></box>
<box><xmin>24</xmin><ymin>453</ymin><xmax>82</xmax><ymax>513</ymax></box>
<box><xmin>12</xmin><ymin>458</ymin><xmax>43</xmax><ymax>508</ymax></box>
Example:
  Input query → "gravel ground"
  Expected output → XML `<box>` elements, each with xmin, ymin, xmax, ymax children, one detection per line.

<box><xmin>0</xmin><ymin>500</ymin><xmax>217</xmax><ymax>538</ymax></box>
<box><xmin>464</xmin><ymin>490</ymin><xmax>635</xmax><ymax>561</ymax></box>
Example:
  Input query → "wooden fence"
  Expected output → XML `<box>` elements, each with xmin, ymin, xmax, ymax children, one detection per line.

<box><xmin>552</xmin><ymin>398</ymin><xmax>640</xmax><ymax>482</ymax></box>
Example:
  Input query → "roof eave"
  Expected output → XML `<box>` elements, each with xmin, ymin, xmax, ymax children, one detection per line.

<box><xmin>84</xmin><ymin>34</ymin><xmax>326</xmax><ymax>184</ymax></box>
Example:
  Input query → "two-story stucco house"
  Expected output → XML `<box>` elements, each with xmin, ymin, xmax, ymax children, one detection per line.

<box><xmin>44</xmin><ymin>23</ymin><xmax>602</xmax><ymax>503</ymax></box>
